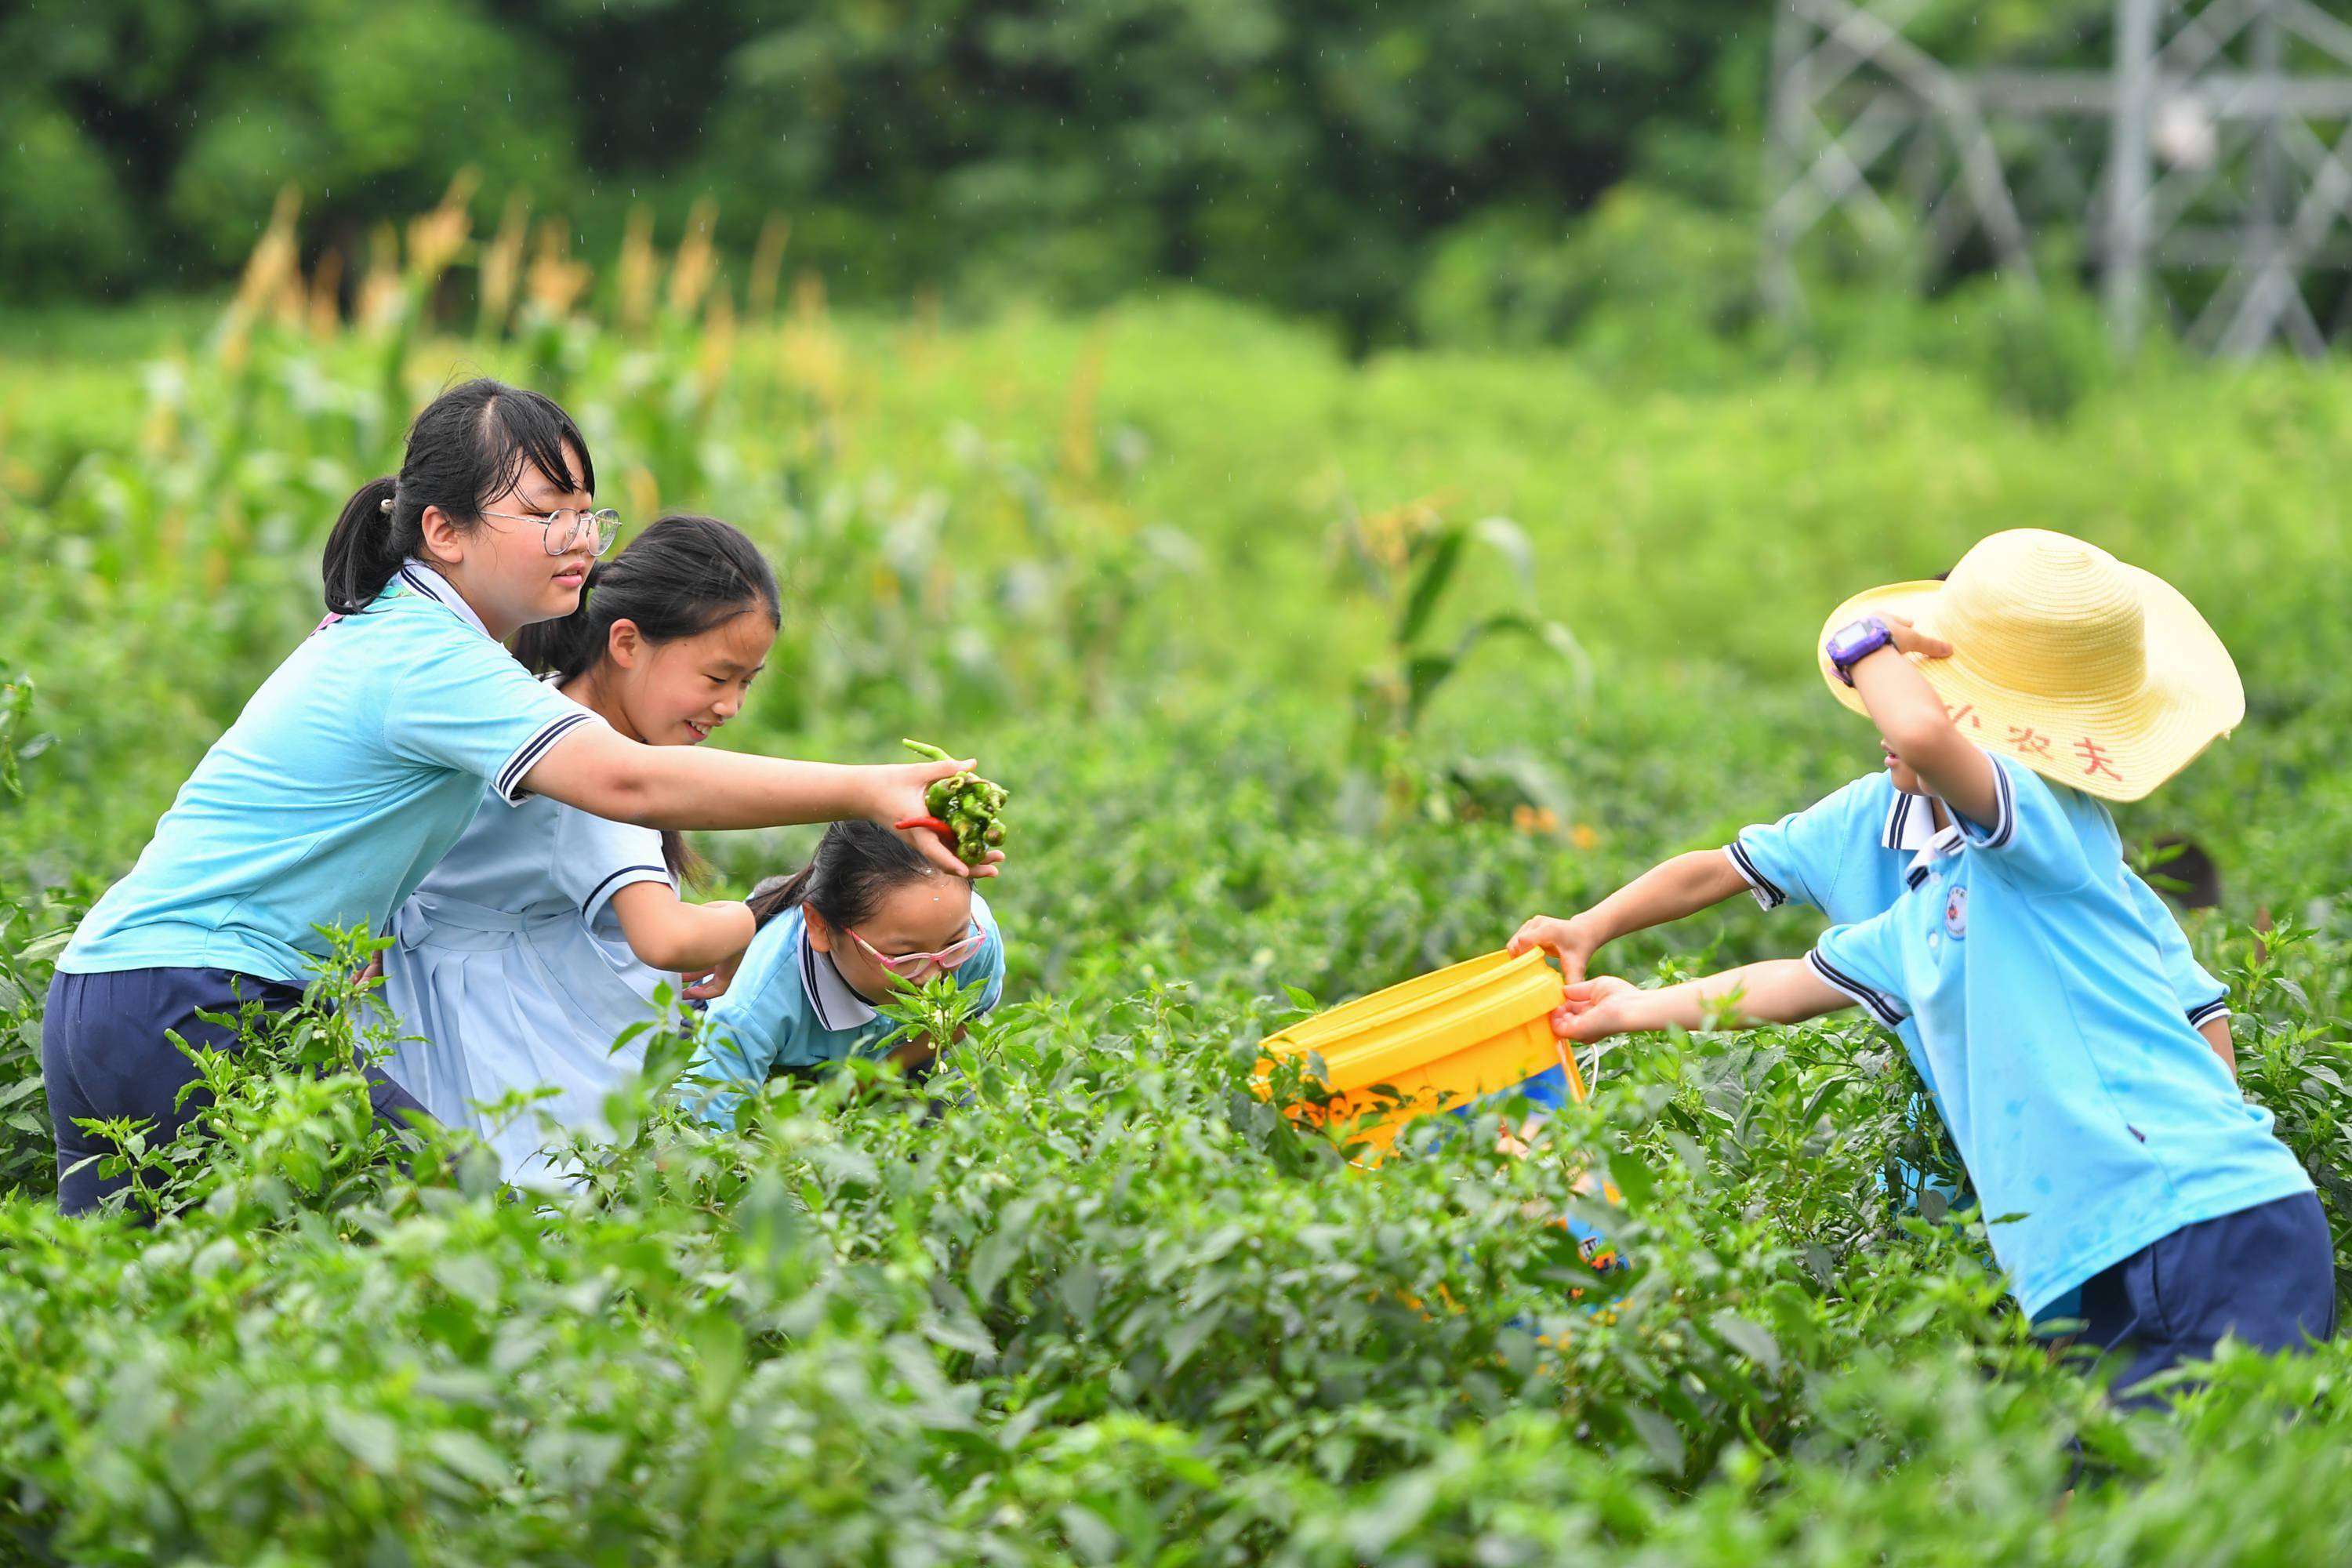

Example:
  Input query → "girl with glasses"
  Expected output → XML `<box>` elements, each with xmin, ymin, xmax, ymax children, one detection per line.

<box><xmin>43</xmin><ymin>379</ymin><xmax>995</xmax><ymax>1214</ymax></box>
<box><xmin>690</xmin><ymin>821</ymin><xmax>1007</xmax><ymax>1125</ymax></box>
<box><xmin>375</xmin><ymin>514</ymin><xmax>784</xmax><ymax>1185</ymax></box>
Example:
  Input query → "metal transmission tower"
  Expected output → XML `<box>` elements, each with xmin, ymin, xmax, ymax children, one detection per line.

<box><xmin>1762</xmin><ymin>0</ymin><xmax>2352</xmax><ymax>356</ymax></box>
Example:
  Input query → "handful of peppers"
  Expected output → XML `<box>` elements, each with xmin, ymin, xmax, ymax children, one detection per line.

<box><xmin>897</xmin><ymin>739</ymin><xmax>1009</xmax><ymax>865</ymax></box>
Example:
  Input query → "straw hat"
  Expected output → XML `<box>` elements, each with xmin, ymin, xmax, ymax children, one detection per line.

<box><xmin>1817</xmin><ymin>529</ymin><xmax>2243</xmax><ymax>804</ymax></box>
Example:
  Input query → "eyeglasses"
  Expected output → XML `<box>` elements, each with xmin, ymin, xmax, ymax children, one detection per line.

<box><xmin>844</xmin><ymin>921</ymin><xmax>985</xmax><ymax>980</ymax></box>
<box><xmin>481</xmin><ymin>506</ymin><xmax>623</xmax><ymax>557</ymax></box>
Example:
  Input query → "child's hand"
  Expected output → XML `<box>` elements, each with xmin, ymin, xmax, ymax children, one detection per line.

<box><xmin>1552</xmin><ymin>976</ymin><xmax>1639</xmax><ymax>1044</ymax></box>
<box><xmin>875</xmin><ymin>758</ymin><xmax>1003</xmax><ymax>878</ymax></box>
<box><xmin>1885</xmin><ymin>614</ymin><xmax>1953</xmax><ymax>661</ymax></box>
<box><xmin>682</xmin><ymin>950</ymin><xmax>743</xmax><ymax>1001</ymax></box>
<box><xmin>1510</xmin><ymin>913</ymin><xmax>1603</xmax><ymax>983</ymax></box>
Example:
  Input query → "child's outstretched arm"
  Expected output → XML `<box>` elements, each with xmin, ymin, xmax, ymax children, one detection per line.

<box><xmin>1512</xmin><ymin>851</ymin><xmax>1751</xmax><ymax>982</ymax></box>
<box><xmin>524</xmin><ymin>728</ymin><xmax>997</xmax><ymax>880</ymax></box>
<box><xmin>1839</xmin><ymin>619</ymin><xmax>2002</xmax><ymax>828</ymax></box>
<box><xmin>1551</xmin><ymin>960</ymin><xmax>1849</xmax><ymax>1043</ymax></box>
<box><xmin>609</xmin><ymin>884</ymin><xmax>756</xmax><ymax>978</ymax></box>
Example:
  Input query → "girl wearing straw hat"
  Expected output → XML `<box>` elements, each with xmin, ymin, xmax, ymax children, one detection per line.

<box><xmin>1555</xmin><ymin>530</ymin><xmax>2329</xmax><ymax>1399</ymax></box>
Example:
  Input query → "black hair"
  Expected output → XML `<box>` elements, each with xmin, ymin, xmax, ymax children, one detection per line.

<box><xmin>514</xmin><ymin>514</ymin><xmax>782</xmax><ymax>886</ymax></box>
<box><xmin>747</xmin><ymin>822</ymin><xmax>938</xmax><ymax>932</ymax></box>
<box><xmin>321</xmin><ymin>379</ymin><xmax>593</xmax><ymax>615</ymax></box>
<box><xmin>511</xmin><ymin>514</ymin><xmax>779</xmax><ymax>680</ymax></box>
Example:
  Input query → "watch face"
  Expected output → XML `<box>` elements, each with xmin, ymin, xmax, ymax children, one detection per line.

<box><xmin>1828</xmin><ymin>618</ymin><xmax>1882</xmax><ymax>661</ymax></box>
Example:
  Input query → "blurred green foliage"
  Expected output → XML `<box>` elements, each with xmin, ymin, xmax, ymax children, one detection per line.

<box><xmin>3</xmin><ymin>243</ymin><xmax>2352</xmax><ymax>1558</ymax></box>
<box><xmin>5</xmin><ymin>0</ymin><xmax>1775</xmax><ymax>332</ymax></box>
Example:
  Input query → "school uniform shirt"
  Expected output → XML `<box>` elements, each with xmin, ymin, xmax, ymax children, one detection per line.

<box><xmin>376</xmin><ymin>719</ymin><xmax>678</xmax><ymax>1186</ymax></box>
<box><xmin>1806</xmin><ymin>754</ymin><xmax>2312</xmax><ymax>1316</ymax></box>
<box><xmin>1730</xmin><ymin>771</ymin><xmax>2234</xmax><ymax>1321</ymax></box>
<box><xmin>691</xmin><ymin>892</ymin><xmax>1005</xmax><ymax>1125</ymax></box>
<box><xmin>60</xmin><ymin>564</ymin><xmax>599</xmax><ymax>987</ymax></box>
<box><xmin>1728</xmin><ymin>771</ymin><xmax>2232</xmax><ymax>1098</ymax></box>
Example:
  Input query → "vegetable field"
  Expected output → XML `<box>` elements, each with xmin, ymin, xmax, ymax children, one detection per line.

<box><xmin>3</xmin><ymin>209</ymin><xmax>2352</xmax><ymax>1564</ymax></box>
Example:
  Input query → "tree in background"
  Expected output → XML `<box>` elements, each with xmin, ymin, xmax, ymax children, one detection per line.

<box><xmin>3</xmin><ymin>0</ymin><xmax>1761</xmax><ymax>336</ymax></box>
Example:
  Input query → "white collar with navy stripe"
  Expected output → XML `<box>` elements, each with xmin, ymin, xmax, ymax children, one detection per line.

<box><xmin>396</xmin><ymin>560</ymin><xmax>492</xmax><ymax>640</ymax></box>
<box><xmin>1880</xmin><ymin>791</ymin><xmax>1939</xmax><ymax>853</ymax></box>
<box><xmin>1884</xmin><ymin>791</ymin><xmax>1964</xmax><ymax>890</ymax></box>
<box><xmin>799</xmin><ymin>928</ymin><xmax>880</xmax><ymax>1030</ymax></box>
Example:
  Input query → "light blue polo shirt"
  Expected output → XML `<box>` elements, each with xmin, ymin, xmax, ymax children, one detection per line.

<box><xmin>691</xmin><ymin>891</ymin><xmax>1005</xmax><ymax>1125</ymax></box>
<box><xmin>1730</xmin><ymin>772</ymin><xmax>2232</xmax><ymax>1095</ymax></box>
<box><xmin>1807</xmin><ymin>755</ymin><xmax>2311</xmax><ymax>1316</ymax></box>
<box><xmin>61</xmin><ymin>564</ymin><xmax>601</xmax><ymax>987</ymax></box>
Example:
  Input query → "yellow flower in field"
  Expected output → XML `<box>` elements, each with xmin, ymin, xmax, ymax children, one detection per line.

<box><xmin>1512</xmin><ymin>805</ymin><xmax>1561</xmax><ymax>836</ymax></box>
<box><xmin>1571</xmin><ymin>823</ymin><xmax>1599</xmax><ymax>851</ymax></box>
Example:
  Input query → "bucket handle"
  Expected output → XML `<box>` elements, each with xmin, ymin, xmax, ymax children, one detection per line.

<box><xmin>1554</xmin><ymin>1036</ymin><xmax>1599</xmax><ymax>1098</ymax></box>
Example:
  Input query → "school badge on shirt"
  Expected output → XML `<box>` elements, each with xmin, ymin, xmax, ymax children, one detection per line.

<box><xmin>1944</xmin><ymin>884</ymin><xmax>1969</xmax><ymax>939</ymax></box>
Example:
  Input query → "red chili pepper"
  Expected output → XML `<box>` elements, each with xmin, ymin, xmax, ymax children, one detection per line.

<box><xmin>895</xmin><ymin>815</ymin><xmax>954</xmax><ymax>838</ymax></box>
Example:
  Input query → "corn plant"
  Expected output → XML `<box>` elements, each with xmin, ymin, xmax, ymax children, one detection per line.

<box><xmin>1335</xmin><ymin>493</ymin><xmax>1591</xmax><ymax>826</ymax></box>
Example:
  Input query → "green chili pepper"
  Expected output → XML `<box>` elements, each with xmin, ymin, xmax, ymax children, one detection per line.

<box><xmin>902</xmin><ymin>737</ymin><xmax>1011</xmax><ymax>866</ymax></box>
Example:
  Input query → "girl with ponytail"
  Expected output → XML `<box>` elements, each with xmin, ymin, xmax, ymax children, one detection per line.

<box><xmin>378</xmin><ymin>516</ymin><xmax>787</xmax><ymax>1183</ymax></box>
<box><xmin>688</xmin><ymin>820</ymin><xmax>1007</xmax><ymax>1127</ymax></box>
<box><xmin>45</xmin><ymin>379</ymin><xmax>998</xmax><ymax>1214</ymax></box>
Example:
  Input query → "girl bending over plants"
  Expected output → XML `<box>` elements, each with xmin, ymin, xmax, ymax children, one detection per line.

<box><xmin>688</xmin><ymin>821</ymin><xmax>1006</xmax><ymax>1126</ymax></box>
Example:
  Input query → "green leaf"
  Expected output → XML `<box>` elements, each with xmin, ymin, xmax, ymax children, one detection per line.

<box><xmin>1531</xmin><ymin>615</ymin><xmax>1589</xmax><ymax>668</ymax></box>
<box><xmin>1346</xmin><ymin>1470</ymin><xmax>1442</xmax><ymax>1552</ymax></box>
<box><xmin>1710</xmin><ymin>1310</ymin><xmax>1784</xmax><ymax>1377</ymax></box>
<box><xmin>1396</xmin><ymin>522</ymin><xmax>1466</xmax><ymax>647</ymax></box>
<box><xmin>1058</xmin><ymin>1502</ymin><xmax>1122</xmax><ymax>1564</ymax></box>
<box><xmin>1162</xmin><ymin>1304</ymin><xmax>1227</xmax><ymax>1376</ymax></box>
<box><xmin>1468</xmin><ymin>515</ymin><xmax>1537</xmax><ymax>593</ymax></box>
<box><xmin>1057</xmin><ymin>1263</ymin><xmax>1101</xmax><ymax>1321</ymax></box>
<box><xmin>430</xmin><ymin>1254</ymin><xmax>503</xmax><ymax>1312</ymax></box>
<box><xmin>426</xmin><ymin>1430</ymin><xmax>512</xmax><ymax>1490</ymax></box>
<box><xmin>1798</xmin><ymin>1074</ymin><xmax>1852</xmax><ymax>1128</ymax></box>
<box><xmin>1453</xmin><ymin>612</ymin><xmax>1591</xmax><ymax>694</ymax></box>
<box><xmin>1606</xmin><ymin>1149</ymin><xmax>1656</xmax><ymax>1207</ymax></box>
<box><xmin>970</xmin><ymin>1228</ymin><xmax>1024</xmax><ymax>1307</ymax></box>
<box><xmin>324</xmin><ymin>1407</ymin><xmax>401</xmax><ymax>1472</ymax></box>
<box><xmin>1402</xmin><ymin>653</ymin><xmax>1458</xmax><ymax>729</ymax></box>
<box><xmin>1625</xmin><ymin>1405</ymin><xmax>1686</xmax><ymax>1475</ymax></box>
<box><xmin>16</xmin><ymin>930</ymin><xmax>70</xmax><ymax>966</ymax></box>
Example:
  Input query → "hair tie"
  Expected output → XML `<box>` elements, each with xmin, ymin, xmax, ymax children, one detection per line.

<box><xmin>379</xmin><ymin>497</ymin><xmax>394</xmax><ymax>516</ymax></box>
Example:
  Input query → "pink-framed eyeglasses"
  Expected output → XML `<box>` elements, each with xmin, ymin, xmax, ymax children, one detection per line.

<box><xmin>844</xmin><ymin>920</ymin><xmax>985</xmax><ymax>978</ymax></box>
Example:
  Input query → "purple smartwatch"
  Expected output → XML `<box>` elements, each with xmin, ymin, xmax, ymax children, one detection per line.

<box><xmin>1824</xmin><ymin>615</ymin><xmax>1896</xmax><ymax>687</ymax></box>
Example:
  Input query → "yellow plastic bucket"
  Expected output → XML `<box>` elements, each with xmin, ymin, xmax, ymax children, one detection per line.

<box><xmin>1259</xmin><ymin>949</ymin><xmax>1583</xmax><ymax>1151</ymax></box>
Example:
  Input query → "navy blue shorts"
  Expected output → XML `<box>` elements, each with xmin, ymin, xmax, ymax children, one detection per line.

<box><xmin>42</xmin><ymin>967</ymin><xmax>433</xmax><ymax>1216</ymax></box>
<box><xmin>2074</xmin><ymin>1190</ymin><xmax>2337</xmax><ymax>1402</ymax></box>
